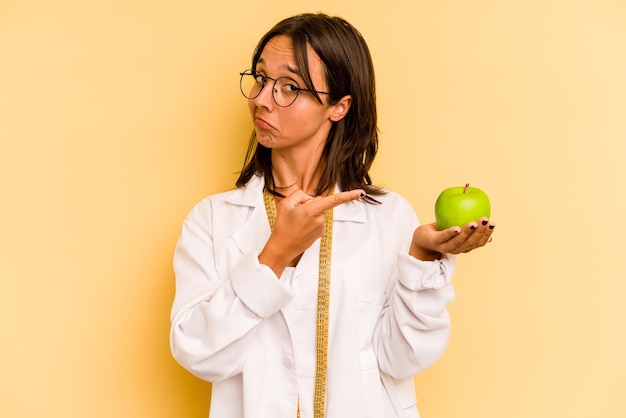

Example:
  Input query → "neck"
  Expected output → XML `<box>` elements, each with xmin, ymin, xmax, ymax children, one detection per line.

<box><xmin>271</xmin><ymin>150</ymin><xmax>325</xmax><ymax>196</ymax></box>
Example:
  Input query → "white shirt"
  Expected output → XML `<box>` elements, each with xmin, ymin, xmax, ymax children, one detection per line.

<box><xmin>170</xmin><ymin>175</ymin><xmax>456</xmax><ymax>418</ymax></box>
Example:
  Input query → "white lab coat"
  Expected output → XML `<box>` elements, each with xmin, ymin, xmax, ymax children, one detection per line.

<box><xmin>170</xmin><ymin>175</ymin><xmax>456</xmax><ymax>418</ymax></box>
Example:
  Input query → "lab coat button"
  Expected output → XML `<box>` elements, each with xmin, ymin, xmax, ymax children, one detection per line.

<box><xmin>283</xmin><ymin>357</ymin><xmax>295</xmax><ymax>369</ymax></box>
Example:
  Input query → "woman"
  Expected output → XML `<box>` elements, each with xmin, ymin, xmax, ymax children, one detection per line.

<box><xmin>170</xmin><ymin>13</ymin><xmax>494</xmax><ymax>418</ymax></box>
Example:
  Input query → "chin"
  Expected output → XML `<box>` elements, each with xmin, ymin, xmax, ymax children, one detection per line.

<box><xmin>256</xmin><ymin>133</ymin><xmax>276</xmax><ymax>149</ymax></box>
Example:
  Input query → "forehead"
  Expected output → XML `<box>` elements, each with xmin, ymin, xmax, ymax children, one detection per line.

<box><xmin>257</xmin><ymin>36</ymin><xmax>297</xmax><ymax>71</ymax></box>
<box><xmin>257</xmin><ymin>35</ymin><xmax>324</xmax><ymax>80</ymax></box>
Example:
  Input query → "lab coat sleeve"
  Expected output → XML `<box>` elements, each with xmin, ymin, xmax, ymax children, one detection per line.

<box><xmin>375</xmin><ymin>253</ymin><xmax>456</xmax><ymax>379</ymax></box>
<box><xmin>373</xmin><ymin>197</ymin><xmax>457</xmax><ymax>380</ymax></box>
<box><xmin>169</xmin><ymin>198</ymin><xmax>294</xmax><ymax>383</ymax></box>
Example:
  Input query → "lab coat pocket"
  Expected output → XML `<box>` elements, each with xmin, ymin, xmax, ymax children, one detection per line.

<box><xmin>356</xmin><ymin>289</ymin><xmax>386</xmax><ymax>346</ymax></box>
<box><xmin>360</xmin><ymin>349</ymin><xmax>384</xmax><ymax>417</ymax></box>
<box><xmin>356</xmin><ymin>289</ymin><xmax>386</xmax><ymax>306</ymax></box>
<box><xmin>380</xmin><ymin>373</ymin><xmax>419</xmax><ymax>417</ymax></box>
<box><xmin>395</xmin><ymin>377</ymin><xmax>418</xmax><ymax>410</ymax></box>
<box><xmin>359</xmin><ymin>349</ymin><xmax>378</xmax><ymax>370</ymax></box>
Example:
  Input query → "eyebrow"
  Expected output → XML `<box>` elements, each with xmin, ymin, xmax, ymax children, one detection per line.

<box><xmin>256</xmin><ymin>58</ymin><xmax>301</xmax><ymax>77</ymax></box>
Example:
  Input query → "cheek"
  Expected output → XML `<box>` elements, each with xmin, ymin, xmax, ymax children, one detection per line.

<box><xmin>293</xmin><ymin>107</ymin><xmax>329</xmax><ymax>133</ymax></box>
<box><xmin>247</xmin><ymin>100</ymin><xmax>255</xmax><ymax>117</ymax></box>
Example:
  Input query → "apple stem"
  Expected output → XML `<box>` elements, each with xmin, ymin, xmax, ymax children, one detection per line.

<box><xmin>463</xmin><ymin>183</ymin><xmax>469</xmax><ymax>194</ymax></box>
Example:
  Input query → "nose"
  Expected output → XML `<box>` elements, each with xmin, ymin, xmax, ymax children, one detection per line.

<box><xmin>253</xmin><ymin>79</ymin><xmax>275</xmax><ymax>109</ymax></box>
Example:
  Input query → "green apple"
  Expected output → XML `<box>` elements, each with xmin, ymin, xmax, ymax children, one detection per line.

<box><xmin>435</xmin><ymin>183</ymin><xmax>491</xmax><ymax>230</ymax></box>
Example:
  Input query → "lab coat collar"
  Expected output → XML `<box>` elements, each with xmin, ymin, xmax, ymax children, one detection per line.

<box><xmin>225</xmin><ymin>175</ymin><xmax>367</xmax><ymax>264</ymax></box>
<box><xmin>225</xmin><ymin>175</ymin><xmax>367</xmax><ymax>224</ymax></box>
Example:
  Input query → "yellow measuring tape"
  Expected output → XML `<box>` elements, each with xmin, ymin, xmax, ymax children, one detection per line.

<box><xmin>263</xmin><ymin>188</ymin><xmax>333</xmax><ymax>418</ymax></box>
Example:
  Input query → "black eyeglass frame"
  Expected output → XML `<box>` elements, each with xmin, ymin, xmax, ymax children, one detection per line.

<box><xmin>239</xmin><ymin>69</ymin><xmax>330</xmax><ymax>108</ymax></box>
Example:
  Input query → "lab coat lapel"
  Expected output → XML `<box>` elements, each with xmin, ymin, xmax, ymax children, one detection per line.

<box><xmin>329</xmin><ymin>197</ymin><xmax>367</xmax><ymax>264</ymax></box>
<box><xmin>293</xmin><ymin>191</ymin><xmax>367</xmax><ymax>277</ymax></box>
<box><xmin>227</xmin><ymin>179</ymin><xmax>368</xmax><ymax>272</ymax></box>
<box><xmin>227</xmin><ymin>176</ymin><xmax>271</xmax><ymax>257</ymax></box>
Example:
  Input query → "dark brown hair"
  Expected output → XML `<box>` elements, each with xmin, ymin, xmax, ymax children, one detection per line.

<box><xmin>236</xmin><ymin>13</ymin><xmax>383</xmax><ymax>200</ymax></box>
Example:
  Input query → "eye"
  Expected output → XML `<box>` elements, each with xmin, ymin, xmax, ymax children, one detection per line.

<box><xmin>252</xmin><ymin>72</ymin><xmax>265</xmax><ymax>84</ymax></box>
<box><xmin>284</xmin><ymin>83</ymin><xmax>300</xmax><ymax>93</ymax></box>
<box><xmin>277</xmin><ymin>77</ymin><xmax>300</xmax><ymax>95</ymax></box>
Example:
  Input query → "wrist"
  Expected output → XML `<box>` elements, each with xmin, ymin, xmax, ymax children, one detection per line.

<box><xmin>409</xmin><ymin>245</ymin><xmax>442</xmax><ymax>262</ymax></box>
<box><xmin>259</xmin><ymin>240</ymin><xmax>294</xmax><ymax>277</ymax></box>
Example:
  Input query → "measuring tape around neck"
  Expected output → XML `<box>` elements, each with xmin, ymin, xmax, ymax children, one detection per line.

<box><xmin>263</xmin><ymin>188</ymin><xmax>333</xmax><ymax>418</ymax></box>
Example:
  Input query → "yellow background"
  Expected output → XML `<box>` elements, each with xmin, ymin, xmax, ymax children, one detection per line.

<box><xmin>1</xmin><ymin>0</ymin><xmax>625</xmax><ymax>417</ymax></box>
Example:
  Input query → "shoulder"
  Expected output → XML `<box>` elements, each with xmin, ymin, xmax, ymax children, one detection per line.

<box><xmin>355</xmin><ymin>188</ymin><xmax>419</xmax><ymax>230</ymax></box>
<box><xmin>371</xmin><ymin>189</ymin><xmax>415</xmax><ymax>214</ymax></box>
<box><xmin>187</xmin><ymin>187</ymin><xmax>237</xmax><ymax>213</ymax></box>
<box><xmin>186</xmin><ymin>176</ymin><xmax>264</xmax><ymax>219</ymax></box>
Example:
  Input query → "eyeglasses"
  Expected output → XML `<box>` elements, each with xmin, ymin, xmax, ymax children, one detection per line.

<box><xmin>239</xmin><ymin>69</ymin><xmax>330</xmax><ymax>108</ymax></box>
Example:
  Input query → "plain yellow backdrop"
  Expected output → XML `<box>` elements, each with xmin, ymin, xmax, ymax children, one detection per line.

<box><xmin>1</xmin><ymin>0</ymin><xmax>625</xmax><ymax>417</ymax></box>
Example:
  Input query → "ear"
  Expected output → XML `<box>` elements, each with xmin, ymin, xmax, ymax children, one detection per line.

<box><xmin>329</xmin><ymin>95</ymin><xmax>352</xmax><ymax>122</ymax></box>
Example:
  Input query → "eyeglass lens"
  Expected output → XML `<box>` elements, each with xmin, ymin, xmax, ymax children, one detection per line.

<box><xmin>240</xmin><ymin>71</ymin><xmax>300</xmax><ymax>107</ymax></box>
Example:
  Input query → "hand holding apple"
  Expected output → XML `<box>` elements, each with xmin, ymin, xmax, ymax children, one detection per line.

<box><xmin>409</xmin><ymin>184</ymin><xmax>494</xmax><ymax>261</ymax></box>
<box><xmin>435</xmin><ymin>183</ymin><xmax>491</xmax><ymax>230</ymax></box>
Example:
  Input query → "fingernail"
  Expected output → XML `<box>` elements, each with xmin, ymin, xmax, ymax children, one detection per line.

<box><xmin>359</xmin><ymin>192</ymin><xmax>366</xmax><ymax>198</ymax></box>
<box><xmin>482</xmin><ymin>220</ymin><xmax>488</xmax><ymax>226</ymax></box>
<box><xmin>489</xmin><ymin>224</ymin><xmax>495</xmax><ymax>230</ymax></box>
<box><xmin>470</xmin><ymin>225</ymin><xmax>476</xmax><ymax>231</ymax></box>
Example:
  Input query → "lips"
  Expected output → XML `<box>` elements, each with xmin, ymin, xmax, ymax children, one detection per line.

<box><xmin>254</xmin><ymin>115</ymin><xmax>275</xmax><ymax>131</ymax></box>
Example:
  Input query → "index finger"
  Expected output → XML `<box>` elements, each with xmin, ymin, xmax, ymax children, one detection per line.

<box><xmin>307</xmin><ymin>189</ymin><xmax>365</xmax><ymax>214</ymax></box>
